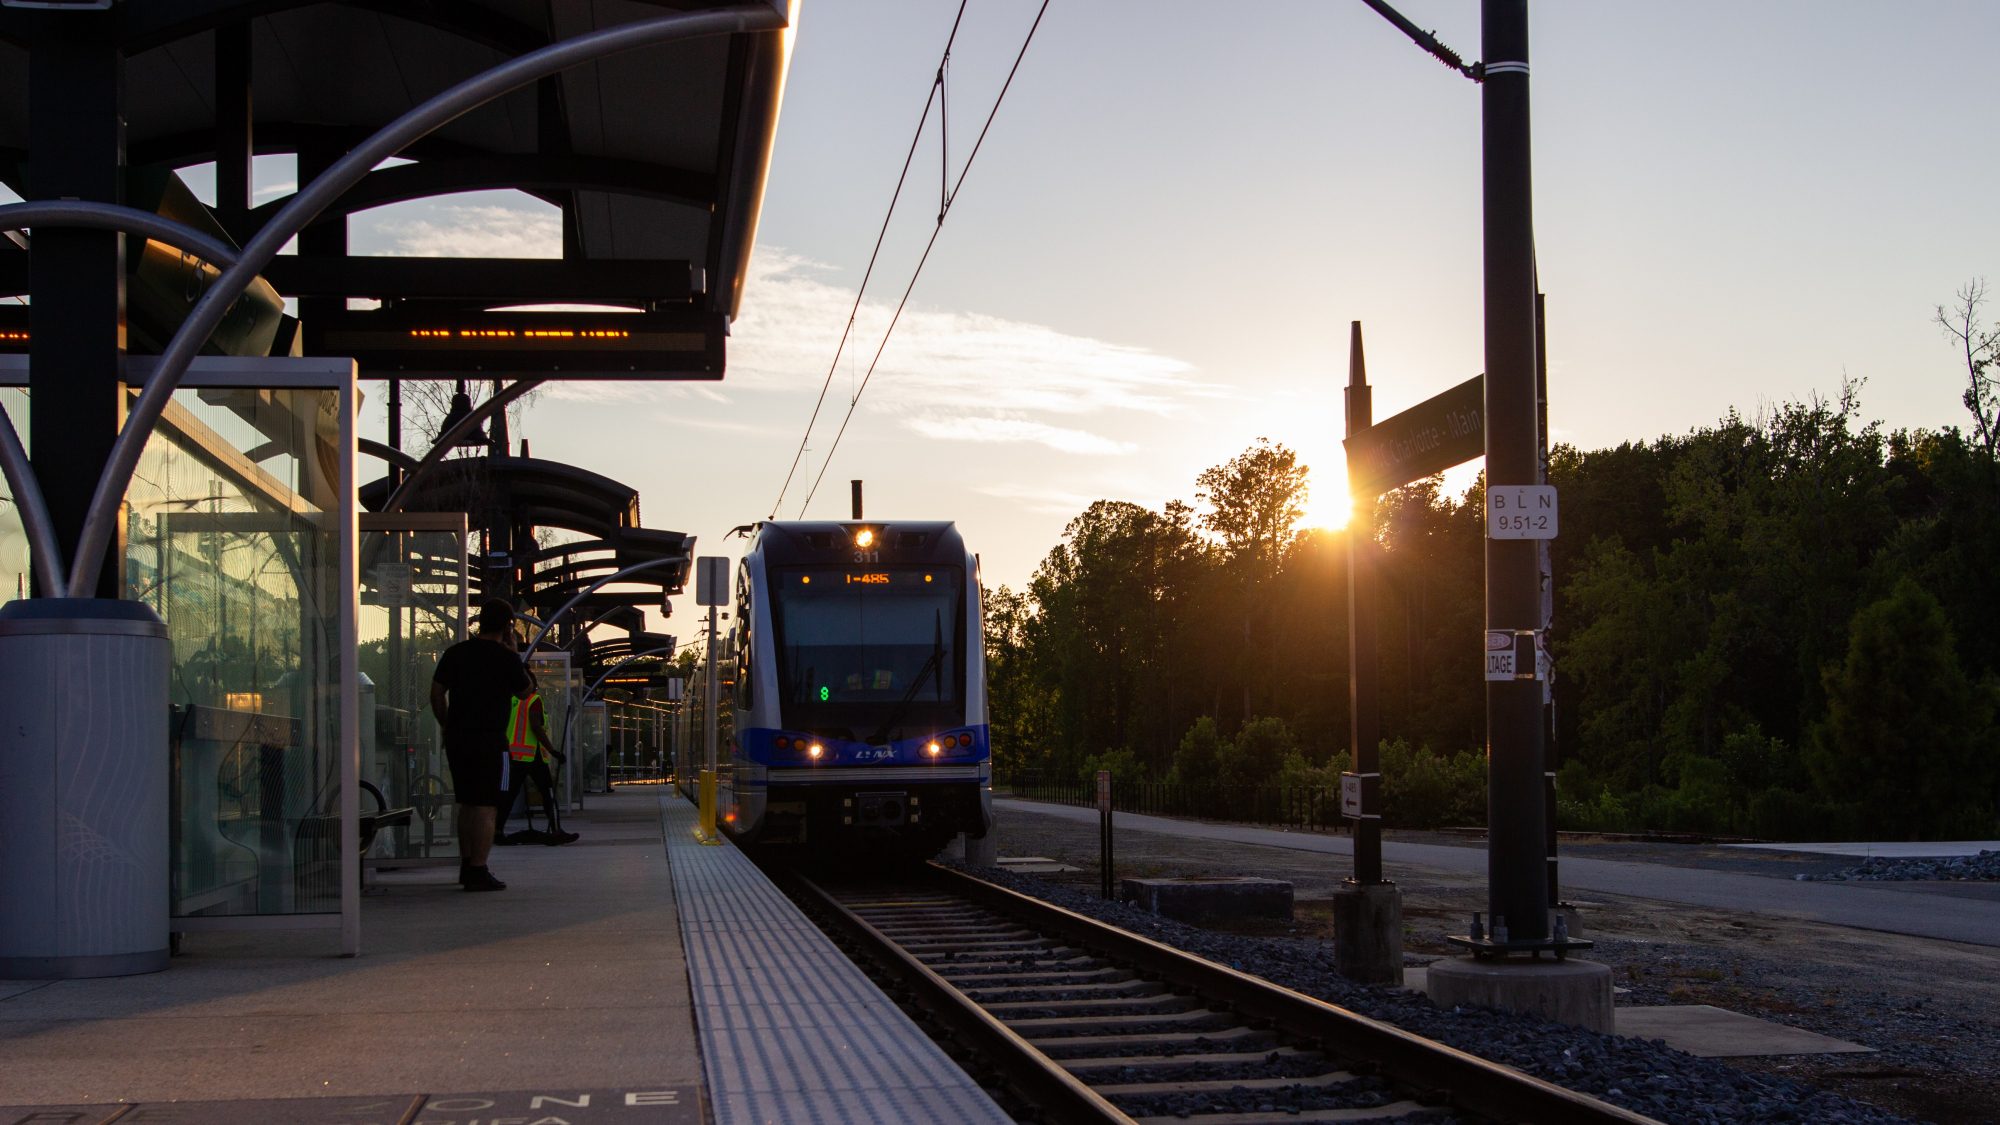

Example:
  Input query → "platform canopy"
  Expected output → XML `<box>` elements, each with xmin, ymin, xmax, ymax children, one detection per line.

<box><xmin>0</xmin><ymin>0</ymin><xmax>794</xmax><ymax>379</ymax></box>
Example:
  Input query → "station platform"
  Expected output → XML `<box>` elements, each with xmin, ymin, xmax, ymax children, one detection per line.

<box><xmin>0</xmin><ymin>787</ymin><xmax>1010</xmax><ymax>1125</ymax></box>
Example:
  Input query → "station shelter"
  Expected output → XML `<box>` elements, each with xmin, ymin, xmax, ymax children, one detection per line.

<box><xmin>0</xmin><ymin>1</ymin><xmax>793</xmax><ymax>961</ymax></box>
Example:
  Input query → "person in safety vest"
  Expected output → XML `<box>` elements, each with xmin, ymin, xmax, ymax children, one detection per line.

<box><xmin>495</xmin><ymin>665</ymin><xmax>579</xmax><ymax>846</ymax></box>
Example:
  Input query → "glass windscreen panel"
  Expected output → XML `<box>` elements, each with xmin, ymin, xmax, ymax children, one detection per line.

<box><xmin>0</xmin><ymin>387</ymin><xmax>28</xmax><ymax>606</ymax></box>
<box><xmin>360</xmin><ymin>527</ymin><xmax>465</xmax><ymax>860</ymax></box>
<box><xmin>771</xmin><ymin>566</ymin><xmax>963</xmax><ymax>708</ymax></box>
<box><xmin>126</xmin><ymin>386</ymin><xmax>344</xmax><ymax>918</ymax></box>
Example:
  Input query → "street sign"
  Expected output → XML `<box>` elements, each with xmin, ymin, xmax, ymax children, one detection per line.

<box><xmin>1341</xmin><ymin>773</ymin><xmax>1361</xmax><ymax>817</ymax></box>
<box><xmin>695</xmin><ymin>556</ymin><xmax>730</xmax><ymax>606</ymax></box>
<box><xmin>1484</xmin><ymin>629</ymin><xmax>1546</xmax><ymax>682</ymax></box>
<box><xmin>1488</xmin><ymin>484</ymin><xmax>1558</xmax><ymax>539</ymax></box>
<box><xmin>1344</xmin><ymin>374</ymin><xmax>1484</xmax><ymax>496</ymax></box>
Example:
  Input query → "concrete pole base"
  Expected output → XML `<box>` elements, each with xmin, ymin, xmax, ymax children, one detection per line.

<box><xmin>1331</xmin><ymin>882</ymin><xmax>1403</xmax><ymax>986</ymax></box>
<box><xmin>1426</xmin><ymin>956</ymin><xmax>1614</xmax><ymax>1032</ymax></box>
<box><xmin>956</xmin><ymin>831</ymin><xmax>998</xmax><ymax>866</ymax></box>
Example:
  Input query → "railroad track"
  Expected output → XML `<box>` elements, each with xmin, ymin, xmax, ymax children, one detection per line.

<box><xmin>778</xmin><ymin>863</ymin><xmax>1660</xmax><ymax>1125</ymax></box>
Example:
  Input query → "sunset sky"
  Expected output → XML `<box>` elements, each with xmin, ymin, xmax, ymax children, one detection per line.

<box><xmin>15</xmin><ymin>1</ymin><xmax>1997</xmax><ymax>620</ymax></box>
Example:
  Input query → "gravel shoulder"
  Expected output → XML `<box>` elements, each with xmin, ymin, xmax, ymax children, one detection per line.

<box><xmin>977</xmin><ymin>803</ymin><xmax>2000</xmax><ymax>1125</ymax></box>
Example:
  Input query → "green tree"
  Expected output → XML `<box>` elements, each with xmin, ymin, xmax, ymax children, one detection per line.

<box><xmin>1197</xmin><ymin>439</ymin><xmax>1310</xmax><ymax>720</ymax></box>
<box><xmin>1167</xmin><ymin>716</ymin><xmax>1225</xmax><ymax>789</ymax></box>
<box><xmin>1808</xmin><ymin>580</ymin><xmax>1999</xmax><ymax>838</ymax></box>
<box><xmin>1218</xmin><ymin>715</ymin><xmax>1297</xmax><ymax>790</ymax></box>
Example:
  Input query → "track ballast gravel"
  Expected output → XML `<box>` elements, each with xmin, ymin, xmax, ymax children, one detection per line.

<box><xmin>943</xmin><ymin>860</ymin><xmax>1914</xmax><ymax>1125</ymax></box>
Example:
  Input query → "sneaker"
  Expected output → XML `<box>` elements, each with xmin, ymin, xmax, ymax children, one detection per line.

<box><xmin>461</xmin><ymin>866</ymin><xmax>507</xmax><ymax>892</ymax></box>
<box><xmin>545</xmin><ymin>830</ymin><xmax>580</xmax><ymax>846</ymax></box>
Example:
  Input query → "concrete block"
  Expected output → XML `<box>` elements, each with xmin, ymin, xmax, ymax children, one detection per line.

<box><xmin>996</xmin><ymin>858</ymin><xmax>1081</xmax><ymax>873</ymax></box>
<box><xmin>956</xmin><ymin>831</ymin><xmax>998</xmax><ymax>866</ymax></box>
<box><xmin>1332</xmin><ymin>883</ymin><xmax>1403</xmax><ymax>986</ymax></box>
<box><xmin>1426</xmin><ymin>956</ymin><xmax>1615</xmax><ymax>1033</ymax></box>
<box><xmin>1121</xmin><ymin>877</ymin><xmax>1293</xmax><ymax>923</ymax></box>
<box><xmin>1616</xmin><ymin>1005</ymin><xmax>1875</xmax><ymax>1057</ymax></box>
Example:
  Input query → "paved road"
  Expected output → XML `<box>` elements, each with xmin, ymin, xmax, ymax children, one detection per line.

<box><xmin>994</xmin><ymin>798</ymin><xmax>2000</xmax><ymax>948</ymax></box>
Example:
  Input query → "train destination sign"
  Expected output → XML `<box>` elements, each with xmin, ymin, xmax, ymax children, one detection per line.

<box><xmin>1344</xmin><ymin>374</ymin><xmax>1485</xmax><ymax>497</ymax></box>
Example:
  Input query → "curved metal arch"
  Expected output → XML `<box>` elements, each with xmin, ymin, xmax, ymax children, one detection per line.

<box><xmin>71</xmin><ymin>5</ymin><xmax>786</xmax><ymax>596</ymax></box>
<box><xmin>358</xmin><ymin>438</ymin><xmax>419</xmax><ymax>472</ymax></box>
<box><xmin>378</xmin><ymin>378</ymin><xmax>542</xmax><ymax>514</ymax></box>
<box><xmin>584</xmin><ymin>646</ymin><xmax>676</xmax><ymax>701</ymax></box>
<box><xmin>520</xmin><ymin>556</ymin><xmax>677</xmax><ymax>664</ymax></box>
<box><xmin>127</xmin><ymin>126</ymin><xmax>489</xmax><ymax>178</ymax></box>
<box><xmin>246</xmin><ymin>154</ymin><xmax>714</xmax><ymax>227</ymax></box>
<box><xmin>0</xmin><ymin>198</ymin><xmax>247</xmax><ymax>596</ymax></box>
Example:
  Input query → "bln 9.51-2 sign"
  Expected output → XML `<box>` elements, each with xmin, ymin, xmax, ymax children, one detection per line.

<box><xmin>1487</xmin><ymin>484</ymin><xmax>1558</xmax><ymax>539</ymax></box>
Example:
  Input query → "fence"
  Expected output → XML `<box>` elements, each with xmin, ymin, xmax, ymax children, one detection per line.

<box><xmin>1005</xmin><ymin>771</ymin><xmax>1348</xmax><ymax>835</ymax></box>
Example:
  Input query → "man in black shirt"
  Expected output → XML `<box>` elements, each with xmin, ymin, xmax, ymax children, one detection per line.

<box><xmin>431</xmin><ymin>597</ymin><xmax>532</xmax><ymax>891</ymax></box>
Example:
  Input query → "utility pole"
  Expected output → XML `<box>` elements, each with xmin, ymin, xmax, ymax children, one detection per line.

<box><xmin>1479</xmin><ymin>0</ymin><xmax>1549</xmax><ymax>948</ymax></box>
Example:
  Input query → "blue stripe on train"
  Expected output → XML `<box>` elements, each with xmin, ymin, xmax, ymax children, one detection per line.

<box><xmin>737</xmin><ymin>724</ymin><xmax>990</xmax><ymax>769</ymax></box>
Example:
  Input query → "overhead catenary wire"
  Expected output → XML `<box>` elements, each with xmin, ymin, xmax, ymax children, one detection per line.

<box><xmin>796</xmin><ymin>0</ymin><xmax>1052</xmax><ymax>517</ymax></box>
<box><xmin>767</xmin><ymin>1</ymin><xmax>970</xmax><ymax>520</ymax></box>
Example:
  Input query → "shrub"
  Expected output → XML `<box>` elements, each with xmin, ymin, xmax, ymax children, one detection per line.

<box><xmin>1379</xmin><ymin>738</ymin><xmax>1486</xmax><ymax>829</ymax></box>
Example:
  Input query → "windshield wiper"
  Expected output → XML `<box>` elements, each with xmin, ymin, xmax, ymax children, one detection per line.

<box><xmin>866</xmin><ymin>610</ymin><xmax>945</xmax><ymax>745</ymax></box>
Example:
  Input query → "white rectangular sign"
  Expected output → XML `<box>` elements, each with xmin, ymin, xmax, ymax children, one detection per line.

<box><xmin>1488</xmin><ymin>484</ymin><xmax>1558</xmax><ymax>539</ymax></box>
<box><xmin>1485</xmin><ymin>630</ymin><xmax>1515</xmax><ymax>681</ymax></box>
<box><xmin>1485</xmin><ymin>629</ymin><xmax>1547</xmax><ymax>682</ymax></box>
<box><xmin>1340</xmin><ymin>773</ymin><xmax>1362</xmax><ymax>817</ymax></box>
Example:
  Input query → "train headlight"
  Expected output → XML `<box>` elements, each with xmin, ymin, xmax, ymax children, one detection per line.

<box><xmin>926</xmin><ymin>741</ymin><xmax>942</xmax><ymax>757</ymax></box>
<box><xmin>808</xmin><ymin>743</ymin><xmax>824</xmax><ymax>760</ymax></box>
<box><xmin>854</xmin><ymin>528</ymin><xmax>875</xmax><ymax>548</ymax></box>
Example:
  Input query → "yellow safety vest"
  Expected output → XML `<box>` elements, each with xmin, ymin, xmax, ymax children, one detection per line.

<box><xmin>507</xmin><ymin>693</ymin><xmax>543</xmax><ymax>761</ymax></box>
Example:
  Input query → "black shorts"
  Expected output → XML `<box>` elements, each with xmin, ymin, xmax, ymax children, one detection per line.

<box><xmin>446</xmin><ymin>739</ymin><xmax>508</xmax><ymax>807</ymax></box>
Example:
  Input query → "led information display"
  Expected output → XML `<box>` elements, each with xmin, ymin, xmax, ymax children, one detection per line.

<box><xmin>307</xmin><ymin>309</ymin><xmax>725</xmax><ymax>380</ymax></box>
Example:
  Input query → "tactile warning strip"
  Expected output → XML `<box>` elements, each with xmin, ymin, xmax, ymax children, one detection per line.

<box><xmin>661</xmin><ymin>797</ymin><xmax>1014</xmax><ymax>1125</ymax></box>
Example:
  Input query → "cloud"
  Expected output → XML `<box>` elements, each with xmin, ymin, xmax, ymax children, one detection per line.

<box><xmin>359</xmin><ymin>200</ymin><xmax>561</xmax><ymax>259</ymax></box>
<box><xmin>975</xmin><ymin>482</ymin><xmax>1102</xmax><ymax>515</ymax></box>
<box><xmin>730</xmin><ymin>249</ymin><xmax>1209</xmax><ymax>425</ymax></box>
<box><xmin>905</xmin><ymin>412</ymin><xmax>1135</xmax><ymax>455</ymax></box>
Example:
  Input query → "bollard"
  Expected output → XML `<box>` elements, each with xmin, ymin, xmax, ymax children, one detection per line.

<box><xmin>695</xmin><ymin>767</ymin><xmax>723</xmax><ymax>845</ymax></box>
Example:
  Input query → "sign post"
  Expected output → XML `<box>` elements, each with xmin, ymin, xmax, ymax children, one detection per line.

<box><xmin>693</xmin><ymin>555</ymin><xmax>728</xmax><ymax>845</ymax></box>
<box><xmin>1096</xmin><ymin>770</ymin><xmax>1114</xmax><ymax>900</ymax></box>
<box><xmin>1333</xmin><ymin>322</ymin><xmax>1402</xmax><ymax>984</ymax></box>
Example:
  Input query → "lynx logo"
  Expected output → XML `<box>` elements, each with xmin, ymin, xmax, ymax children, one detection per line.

<box><xmin>855</xmin><ymin>747</ymin><xmax>897</xmax><ymax>761</ymax></box>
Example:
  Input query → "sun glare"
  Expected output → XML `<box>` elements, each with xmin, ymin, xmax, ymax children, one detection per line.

<box><xmin>1301</xmin><ymin>488</ymin><xmax>1353</xmax><ymax>532</ymax></box>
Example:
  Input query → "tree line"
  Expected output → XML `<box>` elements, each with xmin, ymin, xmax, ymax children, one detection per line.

<box><xmin>985</xmin><ymin>288</ymin><xmax>2000</xmax><ymax>840</ymax></box>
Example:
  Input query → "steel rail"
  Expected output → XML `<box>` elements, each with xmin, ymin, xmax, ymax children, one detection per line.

<box><xmin>927</xmin><ymin>864</ymin><xmax>1662</xmax><ymax>1125</ymax></box>
<box><xmin>783</xmin><ymin>869</ymin><xmax>1132</xmax><ymax>1125</ymax></box>
<box><xmin>65</xmin><ymin>4</ymin><xmax>787</xmax><ymax>597</ymax></box>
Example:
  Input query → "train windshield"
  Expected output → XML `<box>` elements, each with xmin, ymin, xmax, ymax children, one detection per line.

<box><xmin>770</xmin><ymin>566</ymin><xmax>963</xmax><ymax>709</ymax></box>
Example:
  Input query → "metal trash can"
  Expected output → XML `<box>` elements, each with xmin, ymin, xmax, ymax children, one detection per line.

<box><xmin>0</xmin><ymin>598</ymin><xmax>170</xmax><ymax>978</ymax></box>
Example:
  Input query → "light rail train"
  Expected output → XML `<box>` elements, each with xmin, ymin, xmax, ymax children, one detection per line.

<box><xmin>676</xmin><ymin>520</ymin><xmax>993</xmax><ymax>859</ymax></box>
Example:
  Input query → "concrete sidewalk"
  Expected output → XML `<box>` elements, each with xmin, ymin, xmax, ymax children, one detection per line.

<box><xmin>0</xmin><ymin>787</ymin><xmax>700</xmax><ymax>1121</ymax></box>
<box><xmin>995</xmin><ymin>798</ymin><xmax>2000</xmax><ymax>948</ymax></box>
